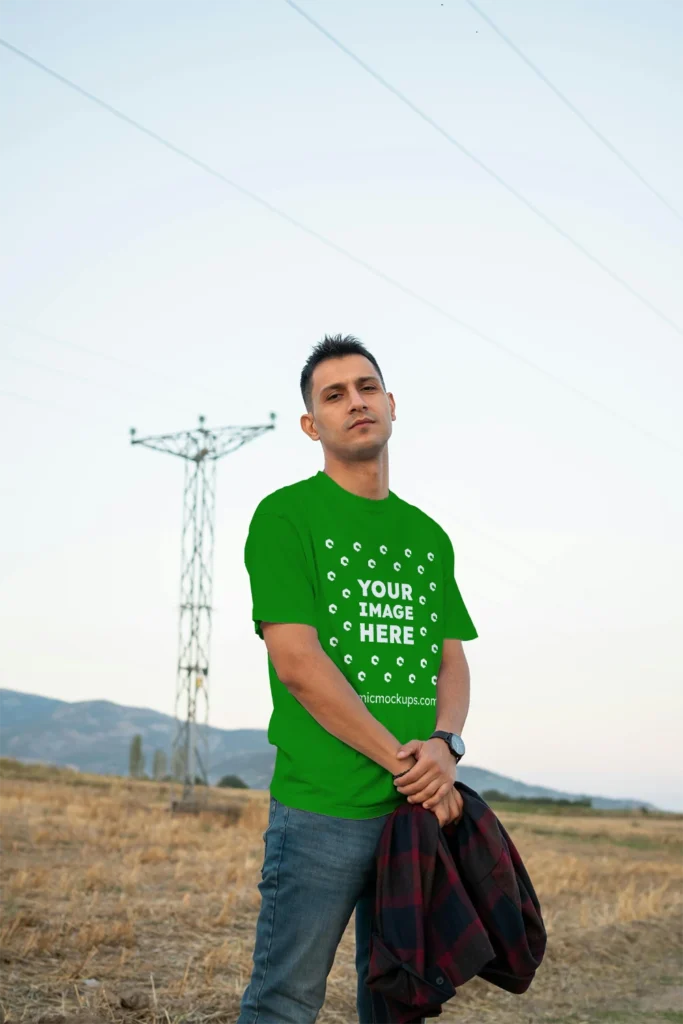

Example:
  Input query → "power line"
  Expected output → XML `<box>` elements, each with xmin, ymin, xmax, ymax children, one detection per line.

<box><xmin>1</xmin><ymin>351</ymin><xmax>188</xmax><ymax>412</ymax></box>
<box><xmin>2</xmin><ymin>51</ymin><xmax>675</xmax><ymax>615</ymax></box>
<box><xmin>0</xmin><ymin>320</ymin><xmax>235</xmax><ymax>403</ymax></box>
<box><xmin>283</xmin><ymin>0</ymin><xmax>683</xmax><ymax>337</ymax></box>
<box><xmin>0</xmin><ymin>388</ymin><xmax>77</xmax><ymax>414</ymax></box>
<box><xmin>461</xmin><ymin>557</ymin><xmax>526</xmax><ymax>589</ymax></box>
<box><xmin>3</xmin><ymin>350</ymin><xmax>126</xmax><ymax>390</ymax></box>
<box><xmin>464</xmin><ymin>0</ymin><xmax>683</xmax><ymax>224</ymax></box>
<box><xmin>452</xmin><ymin>516</ymin><xmax>545</xmax><ymax>570</ymax></box>
<box><xmin>1</xmin><ymin>37</ymin><xmax>681</xmax><ymax>459</ymax></box>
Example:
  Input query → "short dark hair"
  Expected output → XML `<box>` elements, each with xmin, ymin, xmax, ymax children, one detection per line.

<box><xmin>300</xmin><ymin>334</ymin><xmax>386</xmax><ymax>412</ymax></box>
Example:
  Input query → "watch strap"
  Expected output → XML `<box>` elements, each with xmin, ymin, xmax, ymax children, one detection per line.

<box><xmin>430</xmin><ymin>731</ymin><xmax>464</xmax><ymax>763</ymax></box>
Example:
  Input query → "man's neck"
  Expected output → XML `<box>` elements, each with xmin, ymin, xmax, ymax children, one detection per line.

<box><xmin>322</xmin><ymin>456</ymin><xmax>389</xmax><ymax>501</ymax></box>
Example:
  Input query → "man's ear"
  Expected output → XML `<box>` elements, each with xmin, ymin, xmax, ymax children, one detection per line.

<box><xmin>300</xmin><ymin>412</ymin><xmax>320</xmax><ymax>441</ymax></box>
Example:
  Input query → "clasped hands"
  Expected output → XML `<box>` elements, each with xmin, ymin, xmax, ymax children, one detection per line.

<box><xmin>393</xmin><ymin>737</ymin><xmax>463</xmax><ymax>828</ymax></box>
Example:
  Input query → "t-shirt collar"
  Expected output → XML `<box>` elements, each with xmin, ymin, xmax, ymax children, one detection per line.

<box><xmin>313</xmin><ymin>469</ymin><xmax>397</xmax><ymax>516</ymax></box>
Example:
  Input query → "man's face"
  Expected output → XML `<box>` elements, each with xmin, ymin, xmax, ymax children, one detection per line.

<box><xmin>301</xmin><ymin>354</ymin><xmax>396</xmax><ymax>461</ymax></box>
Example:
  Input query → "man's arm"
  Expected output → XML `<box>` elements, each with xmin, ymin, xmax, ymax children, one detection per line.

<box><xmin>391</xmin><ymin>638</ymin><xmax>471</xmax><ymax>810</ymax></box>
<box><xmin>262</xmin><ymin>622</ymin><xmax>417</xmax><ymax>778</ymax></box>
<box><xmin>435</xmin><ymin>638</ymin><xmax>471</xmax><ymax>735</ymax></box>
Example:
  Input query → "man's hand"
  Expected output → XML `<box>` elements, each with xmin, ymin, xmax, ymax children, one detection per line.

<box><xmin>430</xmin><ymin>786</ymin><xmax>464</xmax><ymax>827</ymax></box>
<box><xmin>392</xmin><ymin>737</ymin><xmax>457</xmax><ymax>809</ymax></box>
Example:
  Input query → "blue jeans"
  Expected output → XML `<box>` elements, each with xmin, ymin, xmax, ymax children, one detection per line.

<box><xmin>237</xmin><ymin>795</ymin><xmax>425</xmax><ymax>1024</ymax></box>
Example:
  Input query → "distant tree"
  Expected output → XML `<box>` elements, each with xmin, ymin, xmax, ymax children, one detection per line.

<box><xmin>152</xmin><ymin>749</ymin><xmax>168</xmax><ymax>781</ymax></box>
<box><xmin>217</xmin><ymin>774</ymin><xmax>249</xmax><ymax>789</ymax></box>
<box><xmin>194</xmin><ymin>774</ymin><xmax>207</xmax><ymax>786</ymax></box>
<box><xmin>129</xmin><ymin>734</ymin><xmax>145</xmax><ymax>778</ymax></box>
<box><xmin>482</xmin><ymin>788</ymin><xmax>592</xmax><ymax>809</ymax></box>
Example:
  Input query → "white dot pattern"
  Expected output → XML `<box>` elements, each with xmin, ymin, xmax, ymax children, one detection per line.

<box><xmin>319</xmin><ymin>537</ymin><xmax>444</xmax><ymax>693</ymax></box>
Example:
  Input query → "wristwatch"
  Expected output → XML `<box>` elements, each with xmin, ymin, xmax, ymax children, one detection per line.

<box><xmin>430</xmin><ymin>730</ymin><xmax>466</xmax><ymax>764</ymax></box>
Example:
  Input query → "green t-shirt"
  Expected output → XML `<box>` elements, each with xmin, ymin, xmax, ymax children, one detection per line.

<box><xmin>244</xmin><ymin>469</ymin><xmax>477</xmax><ymax>819</ymax></box>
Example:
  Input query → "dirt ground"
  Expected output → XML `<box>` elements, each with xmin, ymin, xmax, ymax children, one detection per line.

<box><xmin>0</xmin><ymin>760</ymin><xmax>681</xmax><ymax>1023</ymax></box>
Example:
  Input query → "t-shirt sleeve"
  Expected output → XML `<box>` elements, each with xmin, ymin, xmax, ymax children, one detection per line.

<box><xmin>440</xmin><ymin>528</ymin><xmax>478</xmax><ymax>641</ymax></box>
<box><xmin>244</xmin><ymin>512</ymin><xmax>317</xmax><ymax>641</ymax></box>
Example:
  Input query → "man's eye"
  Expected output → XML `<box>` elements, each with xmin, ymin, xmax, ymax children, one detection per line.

<box><xmin>328</xmin><ymin>386</ymin><xmax>375</xmax><ymax>401</ymax></box>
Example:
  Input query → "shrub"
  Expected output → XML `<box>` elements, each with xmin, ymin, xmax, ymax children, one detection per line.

<box><xmin>217</xmin><ymin>774</ymin><xmax>248</xmax><ymax>789</ymax></box>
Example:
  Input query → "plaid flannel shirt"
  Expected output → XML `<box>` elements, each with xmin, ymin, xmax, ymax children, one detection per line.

<box><xmin>366</xmin><ymin>781</ymin><xmax>547</xmax><ymax>1023</ymax></box>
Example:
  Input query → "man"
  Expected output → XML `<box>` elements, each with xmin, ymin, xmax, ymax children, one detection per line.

<box><xmin>237</xmin><ymin>334</ymin><xmax>478</xmax><ymax>1024</ymax></box>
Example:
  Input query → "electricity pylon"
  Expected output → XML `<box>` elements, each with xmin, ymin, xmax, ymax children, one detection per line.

<box><xmin>130</xmin><ymin>412</ymin><xmax>276</xmax><ymax>806</ymax></box>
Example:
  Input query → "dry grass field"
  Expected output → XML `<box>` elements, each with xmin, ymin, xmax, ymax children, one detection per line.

<box><xmin>1</xmin><ymin>758</ymin><xmax>681</xmax><ymax>1024</ymax></box>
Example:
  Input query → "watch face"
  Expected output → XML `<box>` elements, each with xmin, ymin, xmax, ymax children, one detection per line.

<box><xmin>450</xmin><ymin>734</ymin><xmax>465</xmax><ymax>757</ymax></box>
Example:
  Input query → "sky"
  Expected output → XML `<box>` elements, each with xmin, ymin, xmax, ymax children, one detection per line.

<box><xmin>1</xmin><ymin>0</ymin><xmax>682</xmax><ymax>811</ymax></box>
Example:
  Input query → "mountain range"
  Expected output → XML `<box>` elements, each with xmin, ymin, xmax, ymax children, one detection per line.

<box><xmin>0</xmin><ymin>688</ymin><xmax>656</xmax><ymax>809</ymax></box>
